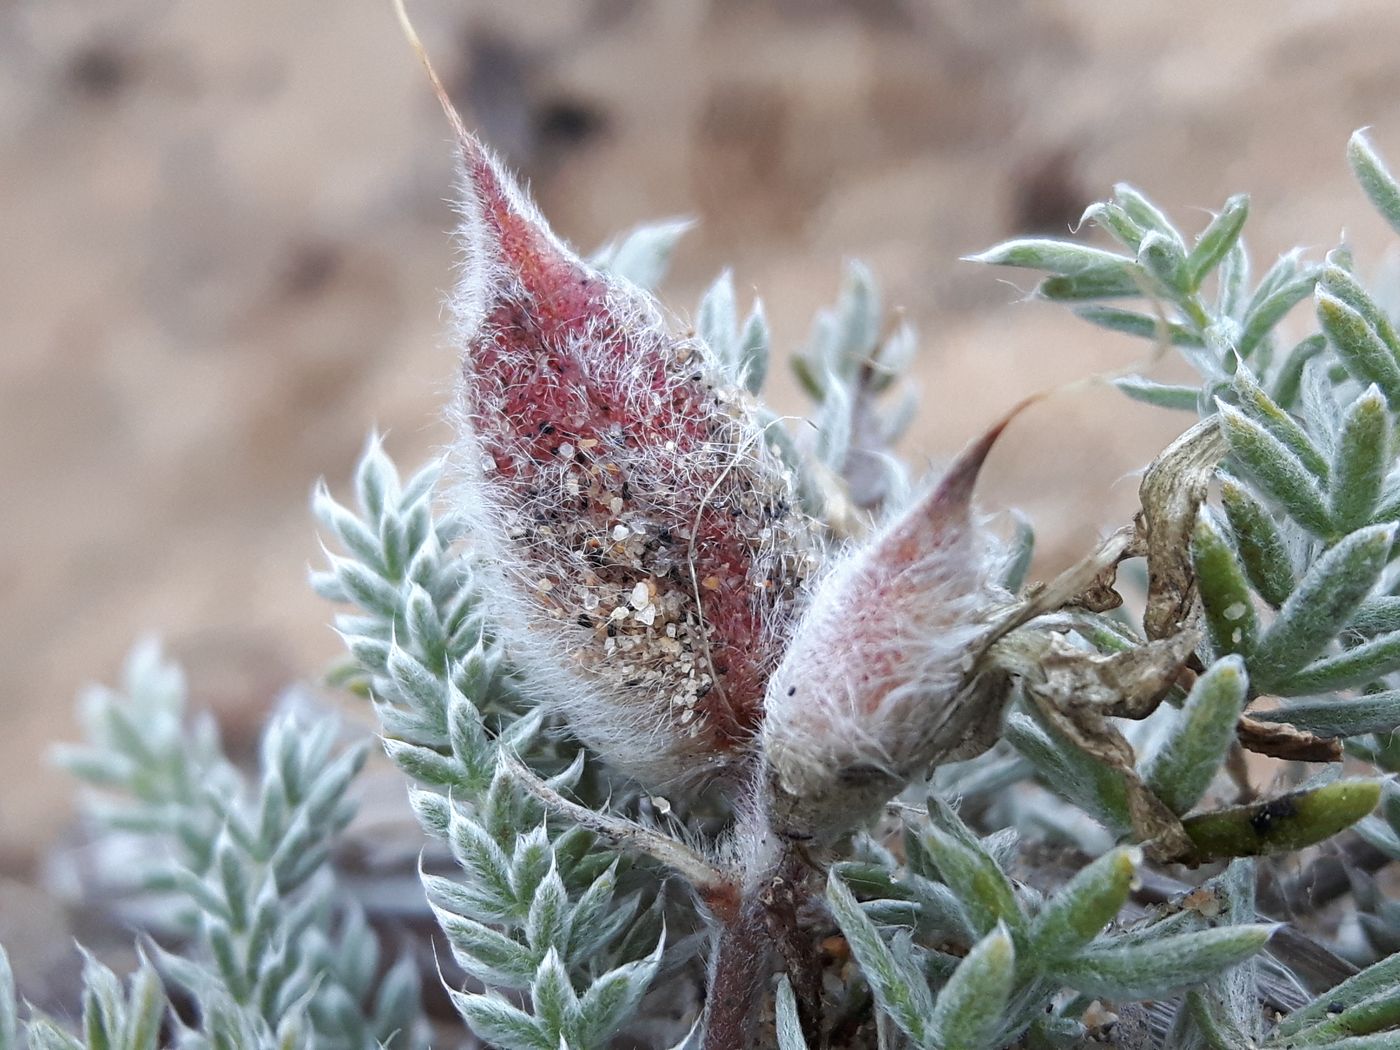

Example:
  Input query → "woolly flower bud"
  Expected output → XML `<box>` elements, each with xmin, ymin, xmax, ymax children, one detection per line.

<box><xmin>449</xmin><ymin>133</ymin><xmax>817</xmax><ymax>788</ymax></box>
<box><xmin>761</xmin><ymin>420</ymin><xmax>1013</xmax><ymax>839</ymax></box>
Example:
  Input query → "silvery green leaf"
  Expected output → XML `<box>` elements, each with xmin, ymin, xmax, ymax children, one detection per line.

<box><xmin>531</xmin><ymin>949</ymin><xmax>577</xmax><ymax>1036</ymax></box>
<box><xmin>590</xmin><ymin>218</ymin><xmax>693</xmax><ymax>291</ymax></box>
<box><xmin>0</xmin><ymin>948</ymin><xmax>14</xmax><ymax>1050</ymax></box>
<box><xmin>1276</xmin><ymin>945</ymin><xmax>1400</xmax><ymax>1040</ymax></box>
<box><xmin>1138</xmin><ymin>230</ymin><xmax>1191</xmax><ymax>294</ymax></box>
<box><xmin>1030</xmin><ymin>848</ymin><xmax>1139</xmax><ymax>964</ymax></box>
<box><xmin>774</xmin><ymin>975</ymin><xmax>808</xmax><ymax>1050</ymax></box>
<box><xmin>1347</xmin><ymin>596</ymin><xmax>1400</xmax><ymax>635</ymax></box>
<box><xmin>1219</xmin><ymin>476</ymin><xmax>1294</xmax><ymax>608</ymax></box>
<box><xmin>1217</xmin><ymin>237</ymin><xmax>1251</xmax><ymax>319</ymax></box>
<box><xmin>916</xmin><ymin>822</ymin><xmax>1023</xmax><ymax>939</ymax></box>
<box><xmin>445</xmin><ymin>809</ymin><xmax>517</xmax><ymax>918</ymax></box>
<box><xmin>308</xmin><ymin>569</ymin><xmax>351</xmax><ymax>603</ymax></box>
<box><xmin>1187</xmin><ymin>194</ymin><xmax>1249</xmax><ymax>290</ymax></box>
<box><xmin>1238</xmin><ymin>270</ymin><xmax>1319</xmax><ymax>358</ymax></box>
<box><xmin>1113</xmin><ymin>184</ymin><xmax>1181</xmax><ymax>241</ymax></box>
<box><xmin>1037</xmin><ymin>267</ymin><xmax>1144</xmax><ymax>301</ymax></box>
<box><xmin>1233</xmin><ymin>368</ymin><xmax>1329</xmax><ymax>481</ymax></box>
<box><xmin>1251</xmin><ymin>524</ymin><xmax>1394</xmax><ymax>688</ymax></box>
<box><xmin>575</xmin><ymin>937</ymin><xmax>663</xmax><ymax>1047</ymax></box>
<box><xmin>968</xmin><ymin>239</ymin><xmax>1135</xmax><ymax>277</ymax></box>
<box><xmin>431</xmin><ymin>905</ymin><xmax>536</xmax><ymax>989</ymax></box>
<box><xmin>1055</xmin><ymin>925</ymin><xmax>1275</xmax><ymax>1000</ymax></box>
<box><xmin>1080</xmin><ymin>200</ymin><xmax>1146</xmax><ymax>250</ymax></box>
<box><xmin>119</xmin><ymin>955</ymin><xmax>166</xmax><ymax>1050</ymax></box>
<box><xmin>1281</xmin><ymin>628</ymin><xmax>1400</xmax><ymax>694</ymax></box>
<box><xmin>407</xmin><ymin>787</ymin><xmax>450</xmax><ymax>838</ymax></box>
<box><xmin>836</xmin><ymin>260</ymin><xmax>880</xmax><ymax>362</ymax></box>
<box><xmin>1349</xmin><ymin>129</ymin><xmax>1400</xmax><ymax>237</ymax></box>
<box><xmin>450</xmin><ymin>991</ymin><xmax>553</xmax><ymax>1050</ymax></box>
<box><xmin>1217</xmin><ymin>401</ymin><xmax>1332</xmax><ymax>535</ymax></box>
<box><xmin>1191</xmin><ymin>511</ymin><xmax>1258</xmax><ymax>657</ymax></box>
<box><xmin>1255</xmin><ymin>691</ymin><xmax>1400</xmax><ymax>738</ymax></box>
<box><xmin>1186</xmin><ymin>988</ymin><xmax>1254</xmax><ymax>1050</ymax></box>
<box><xmin>1004</xmin><ymin>713</ymin><xmax>1131</xmax><ymax>834</ymax></box>
<box><xmin>328</xmin><ymin>553</ymin><xmax>400</xmax><ymax>619</ymax></box>
<box><xmin>382</xmin><ymin>739</ymin><xmax>465</xmax><ymax>790</ymax></box>
<box><xmin>827</xmin><ymin>871</ymin><xmax>937</xmax><ymax>1049</ymax></box>
<box><xmin>697</xmin><ymin>269</ymin><xmax>737</xmax><ymax>367</ymax></box>
<box><xmin>313</xmin><ymin>481</ymin><xmax>385</xmax><ymax>571</ymax></box>
<box><xmin>737</xmin><ymin>302</ymin><xmax>770</xmax><ymax>393</ymax></box>
<box><xmin>1331</xmin><ymin>387</ymin><xmax>1391</xmax><ymax>532</ymax></box>
<box><xmin>1272</xmin><ymin>334</ymin><xmax>1327</xmax><ymax>409</ymax></box>
<box><xmin>564</xmin><ymin>861</ymin><xmax>622</xmax><ymax>957</ymax></box>
<box><xmin>355</xmin><ymin>433</ymin><xmax>400</xmax><ymax>522</ymax></box>
<box><xmin>1142</xmin><ymin>656</ymin><xmax>1249</xmax><ymax>815</ymax></box>
<box><xmin>526</xmin><ymin>863</ymin><xmax>572</xmax><ymax>953</ymax></box>
<box><xmin>1114</xmin><ymin>376</ymin><xmax>1201</xmax><ymax>412</ymax></box>
<box><xmin>1317</xmin><ymin>291</ymin><xmax>1400</xmax><ymax>406</ymax></box>
<box><xmin>24</xmin><ymin>1021</ymin><xmax>84</xmax><ymax>1050</ymax></box>
<box><xmin>386</xmin><ymin>645</ymin><xmax>445</xmax><ymax>718</ymax></box>
<box><xmin>929</xmin><ymin>924</ymin><xmax>1015</xmax><ymax>1050</ymax></box>
<box><xmin>1319</xmin><ymin>265</ymin><xmax>1400</xmax><ymax>358</ymax></box>
<box><xmin>1000</xmin><ymin>511</ymin><xmax>1036</xmax><ymax>593</ymax></box>
<box><xmin>1275</xmin><ymin>983</ymin><xmax>1400</xmax><ymax>1045</ymax></box>
<box><xmin>404</xmin><ymin>583</ymin><xmax>447</xmax><ymax>668</ymax></box>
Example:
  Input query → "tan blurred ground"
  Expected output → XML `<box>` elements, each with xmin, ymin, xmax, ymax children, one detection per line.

<box><xmin>4</xmin><ymin>0</ymin><xmax>1400</xmax><ymax>890</ymax></box>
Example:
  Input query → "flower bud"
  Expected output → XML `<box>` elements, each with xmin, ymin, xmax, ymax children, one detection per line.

<box><xmin>761</xmin><ymin>417</ymin><xmax>1015</xmax><ymax>839</ymax></box>
<box><xmin>449</xmin><ymin>132</ymin><xmax>816</xmax><ymax>787</ymax></box>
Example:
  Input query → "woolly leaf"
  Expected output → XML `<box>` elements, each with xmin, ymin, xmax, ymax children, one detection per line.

<box><xmin>1251</xmin><ymin>524</ymin><xmax>1394</xmax><ymax>688</ymax></box>
<box><xmin>1187</xmin><ymin>194</ymin><xmax>1249</xmax><ymax>289</ymax></box>
<box><xmin>1217</xmin><ymin>402</ymin><xmax>1332</xmax><ymax>535</ymax></box>
<box><xmin>1220</xmin><ymin>476</ymin><xmax>1294</xmax><ymax>607</ymax></box>
<box><xmin>1253</xmin><ymin>690</ymin><xmax>1400</xmax><ymax>738</ymax></box>
<box><xmin>966</xmin><ymin>239</ymin><xmax>1135</xmax><ymax>277</ymax></box>
<box><xmin>449</xmin><ymin>991</ymin><xmax>553</xmax><ymax>1050</ymax></box>
<box><xmin>1316</xmin><ymin>291</ymin><xmax>1400</xmax><ymax>407</ymax></box>
<box><xmin>1055</xmin><ymin>925</ymin><xmax>1275</xmax><ymax>1000</ymax></box>
<box><xmin>917</xmin><ymin>822</ymin><xmax>1024</xmax><ymax>940</ymax></box>
<box><xmin>929</xmin><ymin>924</ymin><xmax>1015</xmax><ymax>1050</ymax></box>
<box><xmin>1005</xmin><ymin>713</ymin><xmax>1132</xmax><ymax>834</ymax></box>
<box><xmin>1114</xmin><ymin>376</ymin><xmax>1201</xmax><ymax>412</ymax></box>
<box><xmin>1191</xmin><ymin>512</ymin><xmax>1258</xmax><ymax>657</ymax></box>
<box><xmin>1233</xmin><ymin>369</ymin><xmax>1329</xmax><ymax>482</ymax></box>
<box><xmin>827</xmin><ymin>871</ymin><xmax>937</xmax><ymax>1049</ymax></box>
<box><xmin>590</xmin><ymin>218</ymin><xmax>693</xmax><ymax>291</ymax></box>
<box><xmin>575</xmin><ymin>938</ymin><xmax>663</xmax><ymax>1048</ymax></box>
<box><xmin>1280</xmin><ymin>628</ymin><xmax>1400</xmax><ymax>694</ymax></box>
<box><xmin>1038</xmin><ymin>268</ymin><xmax>1144</xmax><ymax>301</ymax></box>
<box><xmin>1331</xmin><ymin>387</ymin><xmax>1391</xmax><ymax>532</ymax></box>
<box><xmin>1349</xmin><ymin>129</ymin><xmax>1400</xmax><ymax>237</ymax></box>
<box><xmin>1275</xmin><ymin>951</ymin><xmax>1400</xmax><ymax>1039</ymax></box>
<box><xmin>1029</xmin><ymin>847</ymin><xmax>1139</xmax><ymax>963</ymax></box>
<box><xmin>774</xmin><ymin>976</ymin><xmax>808</xmax><ymax>1050</ymax></box>
<box><xmin>1142</xmin><ymin>656</ymin><xmax>1249</xmax><ymax>815</ymax></box>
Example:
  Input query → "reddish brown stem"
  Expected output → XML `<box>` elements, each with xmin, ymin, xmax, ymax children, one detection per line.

<box><xmin>703</xmin><ymin>891</ymin><xmax>773</xmax><ymax>1050</ymax></box>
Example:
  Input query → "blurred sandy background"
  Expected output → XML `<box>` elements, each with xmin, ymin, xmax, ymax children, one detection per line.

<box><xmin>5</xmin><ymin>0</ymin><xmax>1400</xmax><ymax>972</ymax></box>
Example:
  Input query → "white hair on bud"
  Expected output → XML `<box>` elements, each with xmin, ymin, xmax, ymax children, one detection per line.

<box><xmin>760</xmin><ymin>415</ymin><xmax>1019</xmax><ymax>837</ymax></box>
<box><xmin>443</xmin><ymin>137</ymin><xmax>819</xmax><ymax>791</ymax></box>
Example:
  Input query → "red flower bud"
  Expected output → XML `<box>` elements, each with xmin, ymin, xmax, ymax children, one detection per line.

<box><xmin>450</xmin><ymin>134</ymin><xmax>816</xmax><ymax>787</ymax></box>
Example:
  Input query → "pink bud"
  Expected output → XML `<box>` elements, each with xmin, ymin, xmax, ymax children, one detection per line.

<box><xmin>761</xmin><ymin>415</ymin><xmax>1016</xmax><ymax>838</ymax></box>
<box><xmin>449</xmin><ymin>134</ymin><xmax>816</xmax><ymax>788</ymax></box>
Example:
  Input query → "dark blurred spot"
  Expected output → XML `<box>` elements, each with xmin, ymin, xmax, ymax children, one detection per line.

<box><xmin>534</xmin><ymin>97</ymin><xmax>606</xmax><ymax>149</ymax></box>
<box><xmin>1010</xmin><ymin>147</ymin><xmax>1088</xmax><ymax>235</ymax></box>
<box><xmin>281</xmin><ymin>242</ymin><xmax>342</xmax><ymax>301</ymax></box>
<box><xmin>68</xmin><ymin>43</ymin><xmax>130</xmax><ymax>100</ymax></box>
